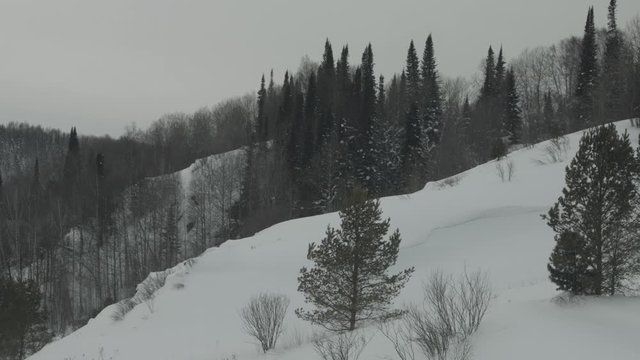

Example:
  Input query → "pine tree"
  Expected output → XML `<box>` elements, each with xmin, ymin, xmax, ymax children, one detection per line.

<box><xmin>502</xmin><ymin>69</ymin><xmax>523</xmax><ymax>145</ymax></box>
<box><xmin>546</xmin><ymin>124</ymin><xmax>639</xmax><ymax>295</ymax></box>
<box><xmin>296</xmin><ymin>190</ymin><xmax>414</xmax><ymax>331</ymax></box>
<box><xmin>574</xmin><ymin>7</ymin><xmax>598</xmax><ymax>130</ymax></box>
<box><xmin>601</xmin><ymin>0</ymin><xmax>625</xmax><ymax>121</ymax></box>
<box><xmin>421</xmin><ymin>35</ymin><xmax>443</xmax><ymax>145</ymax></box>
<box><xmin>547</xmin><ymin>231</ymin><xmax>590</xmax><ymax>294</ymax></box>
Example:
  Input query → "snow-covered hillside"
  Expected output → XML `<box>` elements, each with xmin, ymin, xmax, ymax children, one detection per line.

<box><xmin>30</xmin><ymin>121</ymin><xmax>640</xmax><ymax>360</ymax></box>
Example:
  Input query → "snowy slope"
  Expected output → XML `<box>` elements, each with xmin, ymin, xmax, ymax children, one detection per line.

<box><xmin>30</xmin><ymin>121</ymin><xmax>640</xmax><ymax>360</ymax></box>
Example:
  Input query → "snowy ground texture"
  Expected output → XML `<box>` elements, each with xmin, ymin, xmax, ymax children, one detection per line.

<box><xmin>30</xmin><ymin>121</ymin><xmax>640</xmax><ymax>360</ymax></box>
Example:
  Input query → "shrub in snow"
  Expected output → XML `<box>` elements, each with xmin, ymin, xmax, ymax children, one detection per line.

<box><xmin>495</xmin><ymin>158</ymin><xmax>515</xmax><ymax>182</ymax></box>
<box><xmin>239</xmin><ymin>293</ymin><xmax>289</xmax><ymax>353</ymax></box>
<box><xmin>378</xmin><ymin>318</ymin><xmax>417</xmax><ymax>360</ymax></box>
<box><xmin>537</xmin><ymin>136</ymin><xmax>569</xmax><ymax>164</ymax></box>
<box><xmin>385</xmin><ymin>270</ymin><xmax>490</xmax><ymax>360</ymax></box>
<box><xmin>312</xmin><ymin>331</ymin><xmax>369</xmax><ymax>360</ymax></box>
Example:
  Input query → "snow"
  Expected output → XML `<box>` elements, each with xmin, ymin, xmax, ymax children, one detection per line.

<box><xmin>29</xmin><ymin>120</ymin><xmax>640</xmax><ymax>360</ymax></box>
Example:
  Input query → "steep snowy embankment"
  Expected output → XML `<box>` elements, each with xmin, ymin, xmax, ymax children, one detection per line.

<box><xmin>30</xmin><ymin>121</ymin><xmax>640</xmax><ymax>360</ymax></box>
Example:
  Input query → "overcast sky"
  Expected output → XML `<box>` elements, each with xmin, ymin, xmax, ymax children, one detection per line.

<box><xmin>1</xmin><ymin>0</ymin><xmax>638</xmax><ymax>137</ymax></box>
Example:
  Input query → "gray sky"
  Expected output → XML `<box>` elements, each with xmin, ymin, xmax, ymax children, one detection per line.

<box><xmin>1</xmin><ymin>0</ymin><xmax>638</xmax><ymax>137</ymax></box>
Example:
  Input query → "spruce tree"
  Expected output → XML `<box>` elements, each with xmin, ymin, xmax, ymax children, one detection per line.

<box><xmin>296</xmin><ymin>190</ymin><xmax>414</xmax><ymax>332</ymax></box>
<box><xmin>602</xmin><ymin>0</ymin><xmax>624</xmax><ymax>121</ymax></box>
<box><xmin>354</xmin><ymin>45</ymin><xmax>377</xmax><ymax>192</ymax></box>
<box><xmin>546</xmin><ymin>124</ymin><xmax>639</xmax><ymax>295</ymax></box>
<box><xmin>502</xmin><ymin>69</ymin><xmax>523</xmax><ymax>145</ymax></box>
<box><xmin>304</xmin><ymin>72</ymin><xmax>318</xmax><ymax>164</ymax></box>
<box><xmin>257</xmin><ymin>75</ymin><xmax>268</xmax><ymax>141</ymax></box>
<box><xmin>495</xmin><ymin>47</ymin><xmax>506</xmax><ymax>93</ymax></box>
<box><xmin>421</xmin><ymin>34</ymin><xmax>443</xmax><ymax>145</ymax></box>
<box><xmin>402</xmin><ymin>102</ymin><xmax>426</xmax><ymax>190</ymax></box>
<box><xmin>574</xmin><ymin>7</ymin><xmax>598</xmax><ymax>130</ymax></box>
<box><xmin>360</xmin><ymin>44</ymin><xmax>377</xmax><ymax>134</ymax></box>
<box><xmin>481</xmin><ymin>47</ymin><xmax>497</xmax><ymax>99</ymax></box>
<box><xmin>317</xmin><ymin>39</ymin><xmax>336</xmax><ymax>143</ymax></box>
<box><xmin>405</xmin><ymin>41</ymin><xmax>421</xmax><ymax>107</ymax></box>
<box><xmin>335</xmin><ymin>45</ymin><xmax>351</xmax><ymax>121</ymax></box>
<box><xmin>370</xmin><ymin>75</ymin><xmax>402</xmax><ymax>196</ymax></box>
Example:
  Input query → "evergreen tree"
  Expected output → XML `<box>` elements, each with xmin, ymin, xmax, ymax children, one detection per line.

<box><xmin>370</xmin><ymin>75</ymin><xmax>402</xmax><ymax>196</ymax></box>
<box><xmin>377</xmin><ymin>75</ymin><xmax>386</xmax><ymax>120</ymax></box>
<box><xmin>475</xmin><ymin>47</ymin><xmax>503</xmax><ymax>159</ymax></box>
<box><xmin>547</xmin><ymin>231</ymin><xmax>589</xmax><ymax>294</ymax></box>
<box><xmin>317</xmin><ymin>39</ymin><xmax>336</xmax><ymax>143</ymax></box>
<box><xmin>335</xmin><ymin>45</ymin><xmax>351</xmax><ymax>140</ymax></box>
<box><xmin>0</xmin><ymin>278</ymin><xmax>51</xmax><ymax>359</ymax></box>
<box><xmin>277</xmin><ymin>72</ymin><xmax>294</xmax><ymax>146</ymax></box>
<box><xmin>601</xmin><ymin>0</ymin><xmax>625</xmax><ymax>121</ymax></box>
<box><xmin>287</xmin><ymin>89</ymin><xmax>306</xmax><ymax>171</ymax></box>
<box><xmin>421</xmin><ymin>34</ymin><xmax>443</xmax><ymax>145</ymax></box>
<box><xmin>62</xmin><ymin>127</ymin><xmax>81</xmax><ymax>191</ymax></box>
<box><xmin>495</xmin><ymin>46</ymin><xmax>506</xmax><ymax>93</ymax></box>
<box><xmin>481</xmin><ymin>46</ymin><xmax>497</xmax><ymax>99</ymax></box>
<box><xmin>405</xmin><ymin>41</ymin><xmax>421</xmax><ymax>107</ymax></box>
<box><xmin>257</xmin><ymin>75</ymin><xmax>268</xmax><ymax>141</ymax></box>
<box><xmin>296</xmin><ymin>190</ymin><xmax>414</xmax><ymax>331</ymax></box>
<box><xmin>360</xmin><ymin>44</ymin><xmax>377</xmax><ymax>135</ymax></box>
<box><xmin>402</xmin><ymin>102</ymin><xmax>427</xmax><ymax>190</ymax></box>
<box><xmin>460</xmin><ymin>96</ymin><xmax>474</xmax><ymax>160</ymax></box>
<box><xmin>546</xmin><ymin>124</ymin><xmax>639</xmax><ymax>295</ymax></box>
<box><xmin>502</xmin><ymin>69</ymin><xmax>523</xmax><ymax>145</ymax></box>
<box><xmin>304</xmin><ymin>72</ymin><xmax>318</xmax><ymax>164</ymax></box>
<box><xmin>352</xmin><ymin>44</ymin><xmax>377</xmax><ymax>191</ymax></box>
<box><xmin>634</xmin><ymin>52</ymin><xmax>640</xmax><ymax>118</ymax></box>
<box><xmin>573</xmin><ymin>7</ymin><xmax>598</xmax><ymax>130</ymax></box>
